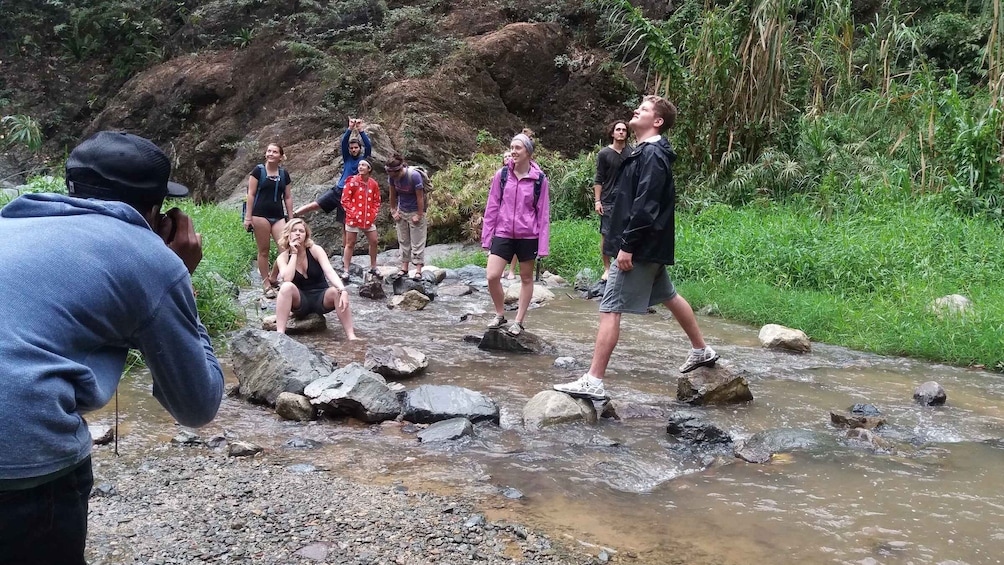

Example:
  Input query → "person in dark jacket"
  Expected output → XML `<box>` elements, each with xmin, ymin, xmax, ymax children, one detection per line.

<box><xmin>554</xmin><ymin>95</ymin><xmax>720</xmax><ymax>400</ymax></box>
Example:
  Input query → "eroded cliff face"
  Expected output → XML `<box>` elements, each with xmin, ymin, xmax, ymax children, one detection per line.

<box><xmin>3</xmin><ymin>0</ymin><xmax>640</xmax><ymax>204</ymax></box>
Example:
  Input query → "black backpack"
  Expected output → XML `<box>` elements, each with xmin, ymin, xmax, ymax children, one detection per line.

<box><xmin>498</xmin><ymin>167</ymin><xmax>545</xmax><ymax>212</ymax></box>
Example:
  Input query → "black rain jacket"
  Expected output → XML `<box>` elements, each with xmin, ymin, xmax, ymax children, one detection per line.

<box><xmin>602</xmin><ymin>137</ymin><xmax>677</xmax><ymax>265</ymax></box>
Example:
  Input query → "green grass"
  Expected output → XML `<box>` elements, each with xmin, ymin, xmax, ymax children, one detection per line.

<box><xmin>434</xmin><ymin>250</ymin><xmax>488</xmax><ymax>269</ymax></box>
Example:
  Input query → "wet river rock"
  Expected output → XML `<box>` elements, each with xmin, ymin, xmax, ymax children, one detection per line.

<box><xmin>417</xmin><ymin>417</ymin><xmax>475</xmax><ymax>442</ymax></box>
<box><xmin>403</xmin><ymin>384</ymin><xmax>500</xmax><ymax>424</ymax></box>
<box><xmin>261</xmin><ymin>312</ymin><xmax>327</xmax><ymax>333</ymax></box>
<box><xmin>358</xmin><ymin>279</ymin><xmax>387</xmax><ymax>299</ymax></box>
<box><xmin>523</xmin><ymin>390</ymin><xmax>598</xmax><ymax>430</ymax></box>
<box><xmin>830</xmin><ymin>410</ymin><xmax>886</xmax><ymax>429</ymax></box>
<box><xmin>392</xmin><ymin>276</ymin><xmax>437</xmax><ymax>301</ymax></box>
<box><xmin>735</xmin><ymin>429</ymin><xmax>826</xmax><ymax>464</ymax></box>
<box><xmin>438</xmin><ymin>283</ymin><xmax>474</xmax><ymax>297</ymax></box>
<box><xmin>230</xmin><ymin>329</ymin><xmax>337</xmax><ymax>405</ymax></box>
<box><xmin>304</xmin><ymin>363</ymin><xmax>402</xmax><ymax>423</ymax></box>
<box><xmin>390</xmin><ymin>290</ymin><xmax>431</xmax><ymax>311</ymax></box>
<box><xmin>275</xmin><ymin>392</ymin><xmax>317</xmax><ymax>422</ymax></box>
<box><xmin>758</xmin><ymin>323</ymin><xmax>812</xmax><ymax>353</ymax></box>
<box><xmin>666</xmin><ymin>412</ymin><xmax>733</xmax><ymax>445</ymax></box>
<box><xmin>478</xmin><ymin>328</ymin><xmax>556</xmax><ymax>354</ymax></box>
<box><xmin>504</xmin><ymin>283</ymin><xmax>555</xmax><ymax>305</ymax></box>
<box><xmin>364</xmin><ymin>345</ymin><xmax>429</xmax><ymax>379</ymax></box>
<box><xmin>677</xmin><ymin>366</ymin><xmax>754</xmax><ymax>405</ymax></box>
<box><xmin>913</xmin><ymin>381</ymin><xmax>947</xmax><ymax>406</ymax></box>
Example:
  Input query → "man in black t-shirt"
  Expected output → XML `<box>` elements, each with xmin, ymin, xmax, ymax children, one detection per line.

<box><xmin>593</xmin><ymin>120</ymin><xmax>631</xmax><ymax>281</ymax></box>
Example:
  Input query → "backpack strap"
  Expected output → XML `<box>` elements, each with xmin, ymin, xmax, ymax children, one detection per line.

<box><xmin>498</xmin><ymin>167</ymin><xmax>544</xmax><ymax>213</ymax></box>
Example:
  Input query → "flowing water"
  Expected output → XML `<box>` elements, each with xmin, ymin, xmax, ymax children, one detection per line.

<box><xmin>91</xmin><ymin>279</ymin><xmax>1004</xmax><ymax>564</ymax></box>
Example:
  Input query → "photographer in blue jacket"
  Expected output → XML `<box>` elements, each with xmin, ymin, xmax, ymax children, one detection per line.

<box><xmin>0</xmin><ymin>131</ymin><xmax>225</xmax><ymax>565</ymax></box>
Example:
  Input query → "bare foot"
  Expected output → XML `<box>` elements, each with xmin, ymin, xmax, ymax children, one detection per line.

<box><xmin>347</xmin><ymin>335</ymin><xmax>362</xmax><ymax>341</ymax></box>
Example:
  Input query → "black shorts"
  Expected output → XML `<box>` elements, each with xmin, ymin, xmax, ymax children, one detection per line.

<box><xmin>292</xmin><ymin>287</ymin><xmax>331</xmax><ymax>317</ymax></box>
<box><xmin>316</xmin><ymin>187</ymin><xmax>346</xmax><ymax>223</ymax></box>
<box><xmin>490</xmin><ymin>236</ymin><xmax>538</xmax><ymax>263</ymax></box>
<box><xmin>599</xmin><ymin>211</ymin><xmax>613</xmax><ymax>236</ymax></box>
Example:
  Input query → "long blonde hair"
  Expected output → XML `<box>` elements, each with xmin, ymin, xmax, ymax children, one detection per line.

<box><xmin>279</xmin><ymin>218</ymin><xmax>314</xmax><ymax>251</ymax></box>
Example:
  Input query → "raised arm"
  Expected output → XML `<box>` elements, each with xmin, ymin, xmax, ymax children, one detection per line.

<box><xmin>340</xmin><ymin>127</ymin><xmax>352</xmax><ymax>159</ymax></box>
<box><xmin>360</xmin><ymin>129</ymin><xmax>372</xmax><ymax>158</ymax></box>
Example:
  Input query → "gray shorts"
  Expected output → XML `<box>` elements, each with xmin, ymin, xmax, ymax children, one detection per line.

<box><xmin>599</xmin><ymin>261</ymin><xmax>677</xmax><ymax>314</ymax></box>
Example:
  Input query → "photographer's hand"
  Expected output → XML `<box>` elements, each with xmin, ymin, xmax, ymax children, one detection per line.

<box><xmin>159</xmin><ymin>208</ymin><xmax>203</xmax><ymax>274</ymax></box>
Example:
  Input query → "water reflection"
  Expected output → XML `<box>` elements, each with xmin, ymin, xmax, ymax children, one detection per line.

<box><xmin>90</xmin><ymin>283</ymin><xmax>1004</xmax><ymax>564</ymax></box>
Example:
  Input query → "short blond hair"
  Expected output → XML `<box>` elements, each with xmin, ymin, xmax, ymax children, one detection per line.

<box><xmin>643</xmin><ymin>95</ymin><xmax>678</xmax><ymax>133</ymax></box>
<box><xmin>279</xmin><ymin>218</ymin><xmax>314</xmax><ymax>251</ymax></box>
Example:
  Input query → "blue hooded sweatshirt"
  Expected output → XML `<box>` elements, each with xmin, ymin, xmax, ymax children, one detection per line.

<box><xmin>0</xmin><ymin>194</ymin><xmax>224</xmax><ymax>482</ymax></box>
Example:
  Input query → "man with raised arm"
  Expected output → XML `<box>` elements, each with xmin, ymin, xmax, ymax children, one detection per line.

<box><xmin>0</xmin><ymin>131</ymin><xmax>225</xmax><ymax>564</ymax></box>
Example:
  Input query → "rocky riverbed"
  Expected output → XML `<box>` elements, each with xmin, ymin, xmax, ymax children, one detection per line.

<box><xmin>86</xmin><ymin>447</ymin><xmax>597</xmax><ymax>565</ymax></box>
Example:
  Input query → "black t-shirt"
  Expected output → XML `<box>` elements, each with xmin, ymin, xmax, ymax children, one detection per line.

<box><xmin>292</xmin><ymin>248</ymin><xmax>329</xmax><ymax>291</ymax></box>
<box><xmin>594</xmin><ymin>145</ymin><xmax>631</xmax><ymax>205</ymax></box>
<box><xmin>250</xmin><ymin>165</ymin><xmax>292</xmax><ymax>218</ymax></box>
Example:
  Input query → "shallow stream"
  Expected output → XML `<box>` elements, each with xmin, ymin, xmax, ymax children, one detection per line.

<box><xmin>92</xmin><ymin>279</ymin><xmax>1004</xmax><ymax>564</ymax></box>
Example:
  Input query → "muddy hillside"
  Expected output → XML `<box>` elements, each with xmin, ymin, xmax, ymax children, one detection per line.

<box><xmin>0</xmin><ymin>0</ymin><xmax>685</xmax><ymax>201</ymax></box>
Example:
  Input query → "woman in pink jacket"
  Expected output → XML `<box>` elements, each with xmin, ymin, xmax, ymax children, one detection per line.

<box><xmin>481</xmin><ymin>131</ymin><xmax>550</xmax><ymax>336</ymax></box>
<box><xmin>340</xmin><ymin>159</ymin><xmax>381</xmax><ymax>279</ymax></box>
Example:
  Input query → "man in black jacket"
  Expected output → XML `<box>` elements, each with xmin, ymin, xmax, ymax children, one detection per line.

<box><xmin>555</xmin><ymin>95</ymin><xmax>720</xmax><ymax>399</ymax></box>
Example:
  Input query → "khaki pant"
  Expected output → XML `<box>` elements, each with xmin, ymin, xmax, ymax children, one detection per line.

<box><xmin>395</xmin><ymin>212</ymin><xmax>427</xmax><ymax>264</ymax></box>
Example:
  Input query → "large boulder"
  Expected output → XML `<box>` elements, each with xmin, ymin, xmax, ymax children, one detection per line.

<box><xmin>503</xmin><ymin>283</ymin><xmax>555</xmax><ymax>305</ymax></box>
<box><xmin>364</xmin><ymin>345</ymin><xmax>429</xmax><ymax>379</ymax></box>
<box><xmin>478</xmin><ymin>328</ymin><xmax>555</xmax><ymax>354</ymax></box>
<box><xmin>523</xmin><ymin>391</ymin><xmax>597</xmax><ymax>430</ymax></box>
<box><xmin>438</xmin><ymin>284</ymin><xmax>474</xmax><ymax>297</ymax></box>
<box><xmin>677</xmin><ymin>367</ymin><xmax>754</xmax><ymax>405</ymax></box>
<box><xmin>402</xmin><ymin>384</ymin><xmax>500</xmax><ymax>424</ymax></box>
<box><xmin>389</xmin><ymin>290</ymin><xmax>431</xmax><ymax>311</ymax></box>
<box><xmin>455</xmin><ymin>265</ymin><xmax>487</xmax><ymax>284</ymax></box>
<box><xmin>230</xmin><ymin>329</ymin><xmax>337</xmax><ymax>405</ymax></box>
<box><xmin>913</xmin><ymin>381</ymin><xmax>947</xmax><ymax>406</ymax></box>
<box><xmin>358</xmin><ymin>279</ymin><xmax>387</xmax><ymax>300</ymax></box>
<box><xmin>666</xmin><ymin>413</ymin><xmax>732</xmax><ymax>445</ymax></box>
<box><xmin>417</xmin><ymin>418</ymin><xmax>474</xmax><ymax>443</ymax></box>
<box><xmin>303</xmin><ymin>363</ymin><xmax>402</xmax><ymax>423</ymax></box>
<box><xmin>758</xmin><ymin>324</ymin><xmax>811</xmax><ymax>352</ymax></box>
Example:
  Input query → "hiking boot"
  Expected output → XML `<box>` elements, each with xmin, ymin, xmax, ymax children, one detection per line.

<box><xmin>487</xmin><ymin>315</ymin><xmax>508</xmax><ymax>329</ymax></box>
<box><xmin>679</xmin><ymin>346</ymin><xmax>720</xmax><ymax>373</ymax></box>
<box><xmin>554</xmin><ymin>374</ymin><xmax>607</xmax><ymax>400</ymax></box>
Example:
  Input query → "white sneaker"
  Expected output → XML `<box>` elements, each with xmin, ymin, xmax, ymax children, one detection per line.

<box><xmin>680</xmin><ymin>345</ymin><xmax>720</xmax><ymax>373</ymax></box>
<box><xmin>553</xmin><ymin>374</ymin><xmax>607</xmax><ymax>400</ymax></box>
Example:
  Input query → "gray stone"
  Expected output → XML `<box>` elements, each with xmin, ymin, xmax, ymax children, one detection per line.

<box><xmin>364</xmin><ymin>345</ymin><xmax>429</xmax><ymax>379</ymax></box>
<box><xmin>478</xmin><ymin>328</ymin><xmax>555</xmax><ymax>354</ymax></box>
<box><xmin>503</xmin><ymin>283</ymin><xmax>555</xmax><ymax>305</ymax></box>
<box><xmin>171</xmin><ymin>430</ymin><xmax>202</xmax><ymax>445</ymax></box>
<box><xmin>501</xmin><ymin>487</ymin><xmax>524</xmax><ymax>499</ymax></box>
<box><xmin>417</xmin><ymin>417</ymin><xmax>474</xmax><ymax>442</ymax></box>
<box><xmin>845</xmin><ymin>428</ymin><xmax>891</xmax><ymax>450</ymax></box>
<box><xmin>358</xmin><ymin>279</ymin><xmax>387</xmax><ymax>300</ymax></box>
<box><xmin>90</xmin><ymin>424</ymin><xmax>115</xmax><ymax>446</ymax></box>
<box><xmin>392</xmin><ymin>276</ymin><xmax>436</xmax><ymax>301</ymax></box>
<box><xmin>930</xmin><ymin>294</ymin><xmax>973</xmax><ymax>318</ymax></box>
<box><xmin>553</xmin><ymin>356</ymin><xmax>577</xmax><ymax>369</ymax></box>
<box><xmin>573</xmin><ymin>267</ymin><xmax>598</xmax><ymax>291</ymax></box>
<box><xmin>456</xmin><ymin>265</ymin><xmax>487</xmax><ymax>283</ymax></box>
<box><xmin>758</xmin><ymin>324</ymin><xmax>811</xmax><ymax>352</ymax></box>
<box><xmin>540</xmin><ymin>271</ymin><xmax>567</xmax><ymax>287</ymax></box>
<box><xmin>849</xmin><ymin>403</ymin><xmax>882</xmax><ymax>416</ymax></box>
<box><xmin>403</xmin><ymin>384</ymin><xmax>500</xmax><ymax>424</ymax></box>
<box><xmin>439</xmin><ymin>284</ymin><xmax>474</xmax><ymax>297</ymax></box>
<box><xmin>230</xmin><ymin>328</ymin><xmax>337</xmax><ymax>405</ymax></box>
<box><xmin>523</xmin><ymin>391</ymin><xmax>597</xmax><ymax>429</ymax></box>
<box><xmin>697</xmin><ymin>303</ymin><xmax>720</xmax><ymax>316</ymax></box>
<box><xmin>261</xmin><ymin>313</ymin><xmax>327</xmax><ymax>333</ymax></box>
<box><xmin>735</xmin><ymin>429</ymin><xmax>823</xmax><ymax>464</ymax></box>
<box><xmin>666</xmin><ymin>413</ymin><xmax>732</xmax><ymax>445</ymax></box>
<box><xmin>389</xmin><ymin>290</ymin><xmax>431</xmax><ymax>311</ymax></box>
<box><xmin>830</xmin><ymin>411</ymin><xmax>885</xmax><ymax>429</ymax></box>
<box><xmin>283</xmin><ymin>437</ymin><xmax>323</xmax><ymax>449</ymax></box>
<box><xmin>304</xmin><ymin>363</ymin><xmax>402</xmax><ymax>423</ymax></box>
<box><xmin>295</xmin><ymin>541</ymin><xmax>333</xmax><ymax>561</ymax></box>
<box><xmin>677</xmin><ymin>367</ymin><xmax>754</xmax><ymax>405</ymax></box>
<box><xmin>275</xmin><ymin>392</ymin><xmax>317</xmax><ymax>422</ymax></box>
<box><xmin>228</xmin><ymin>441</ymin><xmax>263</xmax><ymax>457</ymax></box>
<box><xmin>913</xmin><ymin>381</ymin><xmax>947</xmax><ymax>406</ymax></box>
<box><xmin>421</xmin><ymin>265</ymin><xmax>447</xmax><ymax>284</ymax></box>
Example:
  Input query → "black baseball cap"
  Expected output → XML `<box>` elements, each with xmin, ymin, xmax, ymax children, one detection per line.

<box><xmin>65</xmin><ymin>131</ymin><xmax>189</xmax><ymax>205</ymax></box>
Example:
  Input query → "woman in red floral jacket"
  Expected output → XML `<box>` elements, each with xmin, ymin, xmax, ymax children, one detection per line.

<box><xmin>340</xmin><ymin>159</ymin><xmax>382</xmax><ymax>279</ymax></box>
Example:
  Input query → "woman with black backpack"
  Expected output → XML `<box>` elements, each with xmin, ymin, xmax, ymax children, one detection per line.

<box><xmin>244</xmin><ymin>142</ymin><xmax>293</xmax><ymax>298</ymax></box>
